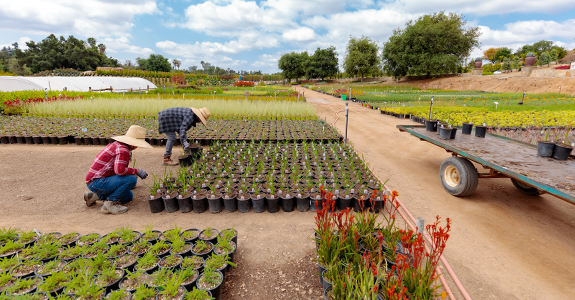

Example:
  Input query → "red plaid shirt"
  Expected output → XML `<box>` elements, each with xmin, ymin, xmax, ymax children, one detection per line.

<box><xmin>86</xmin><ymin>141</ymin><xmax>138</xmax><ymax>184</ymax></box>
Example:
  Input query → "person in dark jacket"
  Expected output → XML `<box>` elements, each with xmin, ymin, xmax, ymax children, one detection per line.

<box><xmin>158</xmin><ymin>107</ymin><xmax>211</xmax><ymax>165</ymax></box>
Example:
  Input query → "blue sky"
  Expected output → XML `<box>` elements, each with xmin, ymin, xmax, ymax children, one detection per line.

<box><xmin>1</xmin><ymin>0</ymin><xmax>575</xmax><ymax>74</ymax></box>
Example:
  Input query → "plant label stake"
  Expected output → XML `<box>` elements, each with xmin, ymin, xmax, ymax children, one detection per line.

<box><xmin>559</xmin><ymin>86</ymin><xmax>561</xmax><ymax>93</ymax></box>
<box><xmin>344</xmin><ymin>103</ymin><xmax>349</xmax><ymax>145</ymax></box>
<box><xmin>428</xmin><ymin>96</ymin><xmax>434</xmax><ymax>120</ymax></box>
<box><xmin>44</xmin><ymin>88</ymin><xmax>47</xmax><ymax>100</ymax></box>
<box><xmin>416</xmin><ymin>217</ymin><xmax>424</xmax><ymax>235</ymax></box>
<box><xmin>520</xmin><ymin>91</ymin><xmax>525</xmax><ymax>105</ymax></box>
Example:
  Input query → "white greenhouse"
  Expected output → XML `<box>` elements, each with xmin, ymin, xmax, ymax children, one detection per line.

<box><xmin>0</xmin><ymin>76</ymin><xmax>157</xmax><ymax>92</ymax></box>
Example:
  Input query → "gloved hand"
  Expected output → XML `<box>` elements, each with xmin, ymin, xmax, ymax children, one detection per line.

<box><xmin>136</xmin><ymin>169</ymin><xmax>148</xmax><ymax>179</ymax></box>
<box><xmin>183</xmin><ymin>141</ymin><xmax>190</xmax><ymax>151</ymax></box>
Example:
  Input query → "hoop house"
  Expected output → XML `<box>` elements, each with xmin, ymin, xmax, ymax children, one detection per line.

<box><xmin>0</xmin><ymin>76</ymin><xmax>157</xmax><ymax>92</ymax></box>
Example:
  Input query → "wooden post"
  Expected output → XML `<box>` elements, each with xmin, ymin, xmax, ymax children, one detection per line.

<box><xmin>416</xmin><ymin>217</ymin><xmax>424</xmax><ymax>235</ymax></box>
<box><xmin>89</xmin><ymin>87</ymin><xmax>91</xmax><ymax>91</ymax></box>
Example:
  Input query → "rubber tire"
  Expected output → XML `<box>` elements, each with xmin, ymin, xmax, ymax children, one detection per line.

<box><xmin>511</xmin><ymin>179</ymin><xmax>541</xmax><ymax>196</ymax></box>
<box><xmin>439</xmin><ymin>157</ymin><xmax>479</xmax><ymax>197</ymax></box>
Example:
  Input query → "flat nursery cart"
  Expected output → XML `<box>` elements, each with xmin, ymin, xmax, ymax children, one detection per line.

<box><xmin>397</xmin><ymin>125</ymin><xmax>575</xmax><ymax>204</ymax></box>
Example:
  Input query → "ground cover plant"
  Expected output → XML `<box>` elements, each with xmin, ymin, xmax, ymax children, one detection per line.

<box><xmin>0</xmin><ymin>225</ymin><xmax>238</xmax><ymax>299</ymax></box>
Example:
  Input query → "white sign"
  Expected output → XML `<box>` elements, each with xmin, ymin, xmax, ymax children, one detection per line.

<box><xmin>572</xmin><ymin>62</ymin><xmax>575</xmax><ymax>70</ymax></box>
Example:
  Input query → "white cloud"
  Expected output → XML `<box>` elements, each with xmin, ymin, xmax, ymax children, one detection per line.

<box><xmin>388</xmin><ymin>0</ymin><xmax>575</xmax><ymax>16</ymax></box>
<box><xmin>0</xmin><ymin>0</ymin><xmax>158</xmax><ymax>37</ymax></box>
<box><xmin>0</xmin><ymin>37</ymin><xmax>32</xmax><ymax>50</ymax></box>
<box><xmin>480</xmin><ymin>20</ymin><xmax>575</xmax><ymax>45</ymax></box>
<box><xmin>252</xmin><ymin>53</ymin><xmax>281</xmax><ymax>69</ymax></box>
<box><xmin>282</xmin><ymin>27</ymin><xmax>316</xmax><ymax>42</ymax></box>
<box><xmin>101</xmin><ymin>36</ymin><xmax>154</xmax><ymax>56</ymax></box>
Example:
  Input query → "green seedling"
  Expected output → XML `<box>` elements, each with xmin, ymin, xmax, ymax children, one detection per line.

<box><xmin>136</xmin><ymin>252</ymin><xmax>159</xmax><ymax>270</ymax></box>
<box><xmin>115</xmin><ymin>226</ymin><xmax>137</xmax><ymax>243</ymax></box>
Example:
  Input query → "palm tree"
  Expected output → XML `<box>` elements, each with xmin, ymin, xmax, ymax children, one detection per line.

<box><xmin>172</xmin><ymin>59</ymin><xmax>181</xmax><ymax>70</ymax></box>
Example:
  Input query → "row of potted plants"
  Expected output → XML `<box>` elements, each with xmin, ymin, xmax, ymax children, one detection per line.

<box><xmin>0</xmin><ymin>117</ymin><xmax>341</xmax><ymax>145</ymax></box>
<box><xmin>313</xmin><ymin>188</ymin><xmax>452</xmax><ymax>299</ymax></box>
<box><xmin>146</xmin><ymin>140</ymin><xmax>387</xmax><ymax>214</ymax></box>
<box><xmin>0</xmin><ymin>225</ymin><xmax>238</xmax><ymax>300</ymax></box>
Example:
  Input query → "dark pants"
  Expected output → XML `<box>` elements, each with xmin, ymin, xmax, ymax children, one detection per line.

<box><xmin>87</xmin><ymin>175</ymin><xmax>137</xmax><ymax>204</ymax></box>
<box><xmin>164</xmin><ymin>132</ymin><xmax>178</xmax><ymax>156</ymax></box>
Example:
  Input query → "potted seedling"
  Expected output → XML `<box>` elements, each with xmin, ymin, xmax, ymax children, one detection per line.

<box><xmin>146</xmin><ymin>175</ymin><xmax>164</xmax><ymax>213</ymax></box>
<box><xmin>114</xmin><ymin>253</ymin><xmax>138</xmax><ymax>271</ymax></box>
<box><xmin>214</xmin><ymin>237</ymin><xmax>237</xmax><ymax>265</ymax></box>
<box><xmin>17</xmin><ymin>230</ymin><xmax>41</xmax><ymax>248</ymax></box>
<box><xmin>158</xmin><ymin>273</ymin><xmax>186</xmax><ymax>300</ymax></box>
<box><xmin>218</xmin><ymin>227</ymin><xmax>238</xmax><ymax>246</ymax></box>
<box><xmin>11</xmin><ymin>259</ymin><xmax>42</xmax><ymax>278</ymax></box>
<box><xmin>183</xmin><ymin>287</ymin><xmax>214</xmax><ymax>300</ymax></box>
<box><xmin>204</xmin><ymin>254</ymin><xmax>235</xmax><ymax>278</ymax></box>
<box><xmin>141</xmin><ymin>224</ymin><xmax>162</xmax><ymax>244</ymax></box>
<box><xmin>181</xmin><ymin>255</ymin><xmax>204</xmax><ymax>273</ymax></box>
<box><xmin>170</xmin><ymin>238</ymin><xmax>193</xmax><ymax>257</ymax></box>
<box><xmin>177</xmin><ymin>267</ymin><xmax>199</xmax><ymax>292</ymax></box>
<box><xmin>96</xmin><ymin>265</ymin><xmax>125</xmax><ymax>293</ymax></box>
<box><xmin>148</xmin><ymin>268</ymin><xmax>172</xmax><ymax>288</ymax></box>
<box><xmin>0</xmin><ymin>240</ymin><xmax>24</xmax><ymax>258</ymax></box>
<box><xmin>149</xmin><ymin>240</ymin><xmax>171</xmax><ymax>258</ymax></box>
<box><xmin>119</xmin><ymin>269</ymin><xmax>148</xmax><ymax>293</ymax></box>
<box><xmin>159</xmin><ymin>253</ymin><xmax>183</xmax><ymax>270</ymax></box>
<box><xmin>0</xmin><ymin>228</ymin><xmax>18</xmax><ymax>246</ymax></box>
<box><xmin>74</xmin><ymin>283</ymin><xmax>105</xmax><ymax>300</ymax></box>
<box><xmin>38</xmin><ymin>270</ymin><xmax>68</xmax><ymax>295</ymax></box>
<box><xmin>129</xmin><ymin>239</ymin><xmax>151</xmax><ymax>257</ymax></box>
<box><xmin>34</xmin><ymin>260</ymin><xmax>66</xmax><ymax>277</ymax></box>
<box><xmin>0</xmin><ymin>270</ymin><xmax>16</xmax><ymax>294</ymax></box>
<box><xmin>87</xmin><ymin>253</ymin><xmax>114</xmax><ymax>274</ymax></box>
<box><xmin>180</xmin><ymin>228</ymin><xmax>200</xmax><ymax>243</ymax></box>
<box><xmin>58</xmin><ymin>232</ymin><xmax>80</xmax><ymax>247</ymax></box>
<box><xmin>77</xmin><ymin>233</ymin><xmax>101</xmax><ymax>247</ymax></box>
<box><xmin>197</xmin><ymin>268</ymin><xmax>224</xmax><ymax>300</ymax></box>
<box><xmin>135</xmin><ymin>252</ymin><xmax>160</xmax><ymax>274</ymax></box>
<box><xmin>199</xmin><ymin>227</ymin><xmax>219</xmax><ymax>244</ymax></box>
<box><xmin>132</xmin><ymin>285</ymin><xmax>157</xmax><ymax>300</ymax></box>
<box><xmin>5</xmin><ymin>276</ymin><xmax>42</xmax><ymax>296</ymax></box>
<box><xmin>64</xmin><ymin>271</ymin><xmax>93</xmax><ymax>295</ymax></box>
<box><xmin>106</xmin><ymin>244</ymin><xmax>129</xmax><ymax>260</ymax></box>
<box><xmin>83</xmin><ymin>241</ymin><xmax>109</xmax><ymax>259</ymax></box>
<box><xmin>105</xmin><ymin>289</ymin><xmax>132</xmax><ymax>300</ymax></box>
<box><xmin>101</xmin><ymin>231</ymin><xmax>120</xmax><ymax>245</ymax></box>
<box><xmin>116</xmin><ymin>226</ymin><xmax>141</xmax><ymax>245</ymax></box>
<box><xmin>162</xmin><ymin>224</ymin><xmax>184</xmax><ymax>243</ymax></box>
<box><xmin>191</xmin><ymin>241</ymin><xmax>214</xmax><ymax>259</ymax></box>
<box><xmin>537</xmin><ymin>129</ymin><xmax>555</xmax><ymax>157</ymax></box>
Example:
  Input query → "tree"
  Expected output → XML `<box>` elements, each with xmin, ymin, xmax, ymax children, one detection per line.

<box><xmin>305</xmin><ymin>46</ymin><xmax>338</xmax><ymax>80</ymax></box>
<box><xmin>278</xmin><ymin>51</ymin><xmax>309</xmax><ymax>83</ymax></box>
<box><xmin>188</xmin><ymin>66</ymin><xmax>198</xmax><ymax>72</ymax></box>
<box><xmin>382</xmin><ymin>12</ymin><xmax>480</xmax><ymax>79</ymax></box>
<box><xmin>14</xmin><ymin>34</ymin><xmax>118</xmax><ymax>73</ymax></box>
<box><xmin>343</xmin><ymin>36</ymin><xmax>379</xmax><ymax>81</ymax></box>
<box><xmin>136</xmin><ymin>54</ymin><xmax>171</xmax><ymax>72</ymax></box>
<box><xmin>172</xmin><ymin>59</ymin><xmax>181</xmax><ymax>70</ymax></box>
<box><xmin>492</xmin><ymin>47</ymin><xmax>511</xmax><ymax>62</ymax></box>
<box><xmin>483</xmin><ymin>48</ymin><xmax>498</xmax><ymax>63</ymax></box>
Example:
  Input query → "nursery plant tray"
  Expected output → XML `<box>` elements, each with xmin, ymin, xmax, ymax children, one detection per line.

<box><xmin>398</xmin><ymin>125</ymin><xmax>575</xmax><ymax>205</ymax></box>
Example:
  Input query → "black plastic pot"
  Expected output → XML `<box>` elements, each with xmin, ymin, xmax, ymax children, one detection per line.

<box><xmin>281</xmin><ymin>195</ymin><xmax>295</xmax><ymax>212</ymax></box>
<box><xmin>310</xmin><ymin>196</ymin><xmax>322</xmax><ymax>212</ymax></box>
<box><xmin>553</xmin><ymin>144</ymin><xmax>573</xmax><ymax>160</ymax></box>
<box><xmin>41</xmin><ymin>136</ymin><xmax>50</xmax><ymax>144</ymax></box>
<box><xmin>24</xmin><ymin>136</ymin><xmax>33</xmax><ymax>144</ymax></box>
<box><xmin>321</xmin><ymin>270</ymin><xmax>332</xmax><ymax>292</ymax></box>
<box><xmin>177</xmin><ymin>195</ymin><xmax>193</xmax><ymax>213</ymax></box>
<box><xmin>101</xmin><ymin>269</ymin><xmax>125</xmax><ymax>293</ymax></box>
<box><xmin>181</xmin><ymin>271</ymin><xmax>199</xmax><ymax>292</ymax></box>
<box><xmin>450</xmin><ymin>128</ymin><xmax>457</xmax><ymax>139</ymax></box>
<box><xmin>353</xmin><ymin>197</ymin><xmax>370</xmax><ymax>212</ymax></box>
<box><xmin>192</xmin><ymin>242</ymin><xmax>214</xmax><ymax>259</ymax></box>
<box><xmin>537</xmin><ymin>141</ymin><xmax>555</xmax><ymax>157</ymax></box>
<box><xmin>193</xmin><ymin>196</ymin><xmax>208</xmax><ymax>213</ymax></box>
<box><xmin>163</xmin><ymin>195</ymin><xmax>179</xmax><ymax>213</ymax></box>
<box><xmin>439</xmin><ymin>127</ymin><xmax>452</xmax><ymax>140</ymax></box>
<box><xmin>475</xmin><ymin>126</ymin><xmax>488</xmax><ymax>138</ymax></box>
<box><xmin>371</xmin><ymin>199</ymin><xmax>384</xmax><ymax>214</ymax></box>
<box><xmin>252</xmin><ymin>195</ymin><xmax>265</xmax><ymax>213</ymax></box>
<box><xmin>178</xmin><ymin>155</ymin><xmax>195</xmax><ymax>167</ymax></box>
<box><xmin>317</xmin><ymin>262</ymin><xmax>326</xmax><ymax>285</ymax></box>
<box><xmin>198</xmin><ymin>271</ymin><xmax>223</xmax><ymax>300</ymax></box>
<box><xmin>58</xmin><ymin>136</ymin><xmax>67</xmax><ymax>145</ymax></box>
<box><xmin>16</xmin><ymin>136</ymin><xmax>25</xmax><ymax>144</ymax></box>
<box><xmin>425</xmin><ymin>120</ymin><xmax>438</xmax><ymax>132</ymax></box>
<box><xmin>296</xmin><ymin>194</ymin><xmax>310</xmax><ymax>212</ymax></box>
<box><xmin>462</xmin><ymin>123</ymin><xmax>473</xmax><ymax>135</ymax></box>
<box><xmin>266</xmin><ymin>196</ymin><xmax>280</xmax><ymax>213</ymax></box>
<box><xmin>338</xmin><ymin>196</ymin><xmax>353</xmax><ymax>211</ymax></box>
<box><xmin>237</xmin><ymin>198</ymin><xmax>250</xmax><ymax>213</ymax></box>
<box><xmin>148</xmin><ymin>196</ymin><xmax>164</xmax><ymax>213</ymax></box>
<box><xmin>208</xmin><ymin>197</ymin><xmax>223</xmax><ymax>213</ymax></box>
<box><xmin>222</xmin><ymin>196</ymin><xmax>237</xmax><ymax>212</ymax></box>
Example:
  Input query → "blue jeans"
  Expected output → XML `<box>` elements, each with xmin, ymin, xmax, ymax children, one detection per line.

<box><xmin>164</xmin><ymin>132</ymin><xmax>189</xmax><ymax>156</ymax></box>
<box><xmin>87</xmin><ymin>175</ymin><xmax>137</xmax><ymax>204</ymax></box>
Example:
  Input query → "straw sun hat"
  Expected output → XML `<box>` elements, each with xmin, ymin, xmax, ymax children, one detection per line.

<box><xmin>112</xmin><ymin>125</ymin><xmax>153</xmax><ymax>149</ymax></box>
<box><xmin>191</xmin><ymin>107</ymin><xmax>211</xmax><ymax>126</ymax></box>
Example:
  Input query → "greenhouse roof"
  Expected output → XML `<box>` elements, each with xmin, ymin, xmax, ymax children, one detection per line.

<box><xmin>0</xmin><ymin>76</ymin><xmax>157</xmax><ymax>92</ymax></box>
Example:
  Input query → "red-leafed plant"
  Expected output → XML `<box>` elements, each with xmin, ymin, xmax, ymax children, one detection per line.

<box><xmin>233</xmin><ymin>81</ymin><xmax>255</xmax><ymax>87</ymax></box>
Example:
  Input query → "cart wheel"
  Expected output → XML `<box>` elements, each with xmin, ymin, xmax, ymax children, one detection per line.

<box><xmin>440</xmin><ymin>157</ymin><xmax>478</xmax><ymax>196</ymax></box>
<box><xmin>511</xmin><ymin>179</ymin><xmax>541</xmax><ymax>196</ymax></box>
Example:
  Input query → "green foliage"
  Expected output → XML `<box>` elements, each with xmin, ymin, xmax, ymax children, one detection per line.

<box><xmin>343</xmin><ymin>36</ymin><xmax>379</xmax><ymax>80</ymax></box>
<box><xmin>133</xmin><ymin>285</ymin><xmax>157</xmax><ymax>300</ymax></box>
<box><xmin>136</xmin><ymin>54</ymin><xmax>171</xmax><ymax>72</ymax></box>
<box><xmin>39</xmin><ymin>271</ymin><xmax>68</xmax><ymax>293</ymax></box>
<box><xmin>493</xmin><ymin>47</ymin><xmax>512</xmax><ymax>62</ymax></box>
<box><xmin>382</xmin><ymin>12</ymin><xmax>480</xmax><ymax>79</ymax></box>
<box><xmin>106</xmin><ymin>290</ymin><xmax>130</xmax><ymax>300</ymax></box>
<box><xmin>14</xmin><ymin>34</ymin><xmax>118</xmax><ymax>73</ymax></box>
<box><xmin>540</xmin><ymin>52</ymin><xmax>552</xmax><ymax>65</ymax></box>
<box><xmin>136</xmin><ymin>252</ymin><xmax>159</xmax><ymax>270</ymax></box>
<box><xmin>502</xmin><ymin>57</ymin><xmax>512</xmax><ymax>71</ymax></box>
<box><xmin>278</xmin><ymin>51</ymin><xmax>309</xmax><ymax>82</ymax></box>
<box><xmin>0</xmin><ymin>227</ymin><xmax>18</xmax><ymax>244</ymax></box>
<box><xmin>306</xmin><ymin>46</ymin><xmax>339</xmax><ymax>80</ymax></box>
<box><xmin>184</xmin><ymin>287</ymin><xmax>214</xmax><ymax>300</ymax></box>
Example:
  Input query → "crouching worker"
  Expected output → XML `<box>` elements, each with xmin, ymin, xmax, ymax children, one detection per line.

<box><xmin>158</xmin><ymin>107</ymin><xmax>210</xmax><ymax>165</ymax></box>
<box><xmin>84</xmin><ymin>125</ymin><xmax>152</xmax><ymax>214</ymax></box>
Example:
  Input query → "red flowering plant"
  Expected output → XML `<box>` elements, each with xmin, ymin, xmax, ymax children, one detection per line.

<box><xmin>354</xmin><ymin>191</ymin><xmax>380</xmax><ymax>237</ymax></box>
<box><xmin>314</xmin><ymin>189</ymin><xmax>344</xmax><ymax>268</ymax></box>
<box><xmin>233</xmin><ymin>80</ymin><xmax>255</xmax><ymax>87</ymax></box>
<box><xmin>354</xmin><ymin>251</ymin><xmax>387</xmax><ymax>300</ymax></box>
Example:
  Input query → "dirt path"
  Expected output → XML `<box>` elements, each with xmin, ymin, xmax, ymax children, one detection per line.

<box><xmin>0</xmin><ymin>145</ymin><xmax>325</xmax><ymax>300</ymax></box>
<box><xmin>294</xmin><ymin>86</ymin><xmax>575</xmax><ymax>300</ymax></box>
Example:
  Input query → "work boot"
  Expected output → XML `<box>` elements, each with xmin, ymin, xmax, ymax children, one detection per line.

<box><xmin>101</xmin><ymin>201</ymin><xmax>128</xmax><ymax>215</ymax></box>
<box><xmin>84</xmin><ymin>192</ymin><xmax>99</xmax><ymax>207</ymax></box>
<box><xmin>163</xmin><ymin>155</ymin><xmax>177</xmax><ymax>166</ymax></box>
